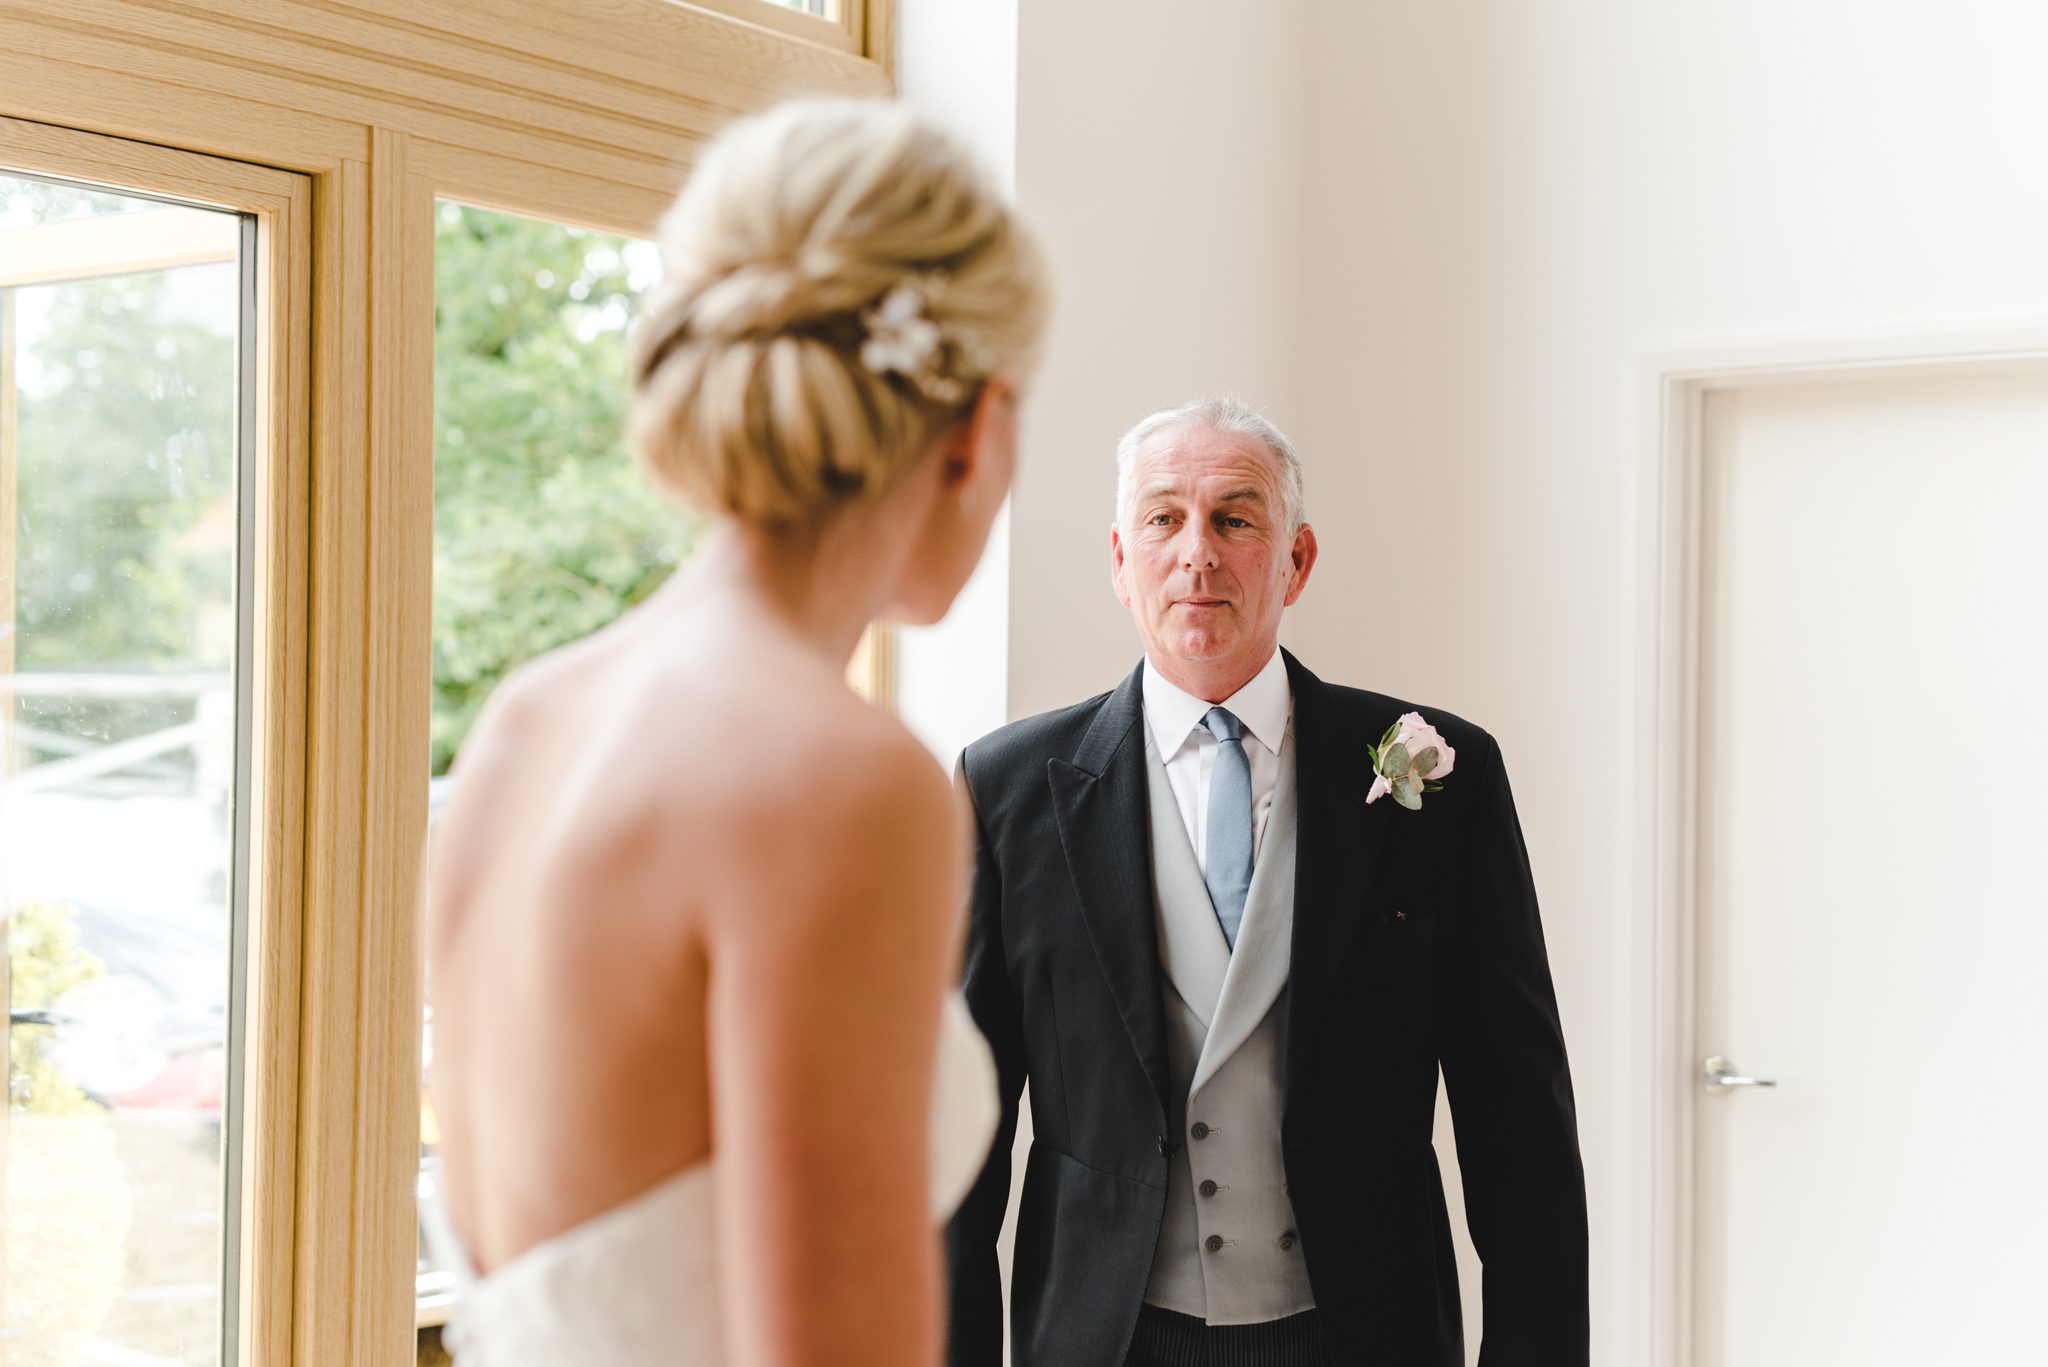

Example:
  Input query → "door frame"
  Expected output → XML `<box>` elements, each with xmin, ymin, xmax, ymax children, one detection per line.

<box><xmin>1634</xmin><ymin>321</ymin><xmax>2048</xmax><ymax>1367</ymax></box>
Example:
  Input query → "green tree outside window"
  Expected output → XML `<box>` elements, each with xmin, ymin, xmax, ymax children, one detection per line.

<box><xmin>432</xmin><ymin>204</ymin><xmax>698</xmax><ymax>776</ymax></box>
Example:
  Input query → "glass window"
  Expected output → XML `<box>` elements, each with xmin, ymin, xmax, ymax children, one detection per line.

<box><xmin>2</xmin><ymin>173</ymin><xmax>249</xmax><ymax>1366</ymax></box>
<box><xmin>426</xmin><ymin>203</ymin><xmax>686</xmax><ymax>781</ymax></box>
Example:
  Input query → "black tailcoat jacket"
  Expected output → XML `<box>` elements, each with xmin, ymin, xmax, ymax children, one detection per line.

<box><xmin>944</xmin><ymin>651</ymin><xmax>1589</xmax><ymax>1366</ymax></box>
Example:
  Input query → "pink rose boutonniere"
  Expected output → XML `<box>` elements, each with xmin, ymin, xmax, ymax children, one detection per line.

<box><xmin>1366</xmin><ymin>711</ymin><xmax>1456</xmax><ymax>811</ymax></box>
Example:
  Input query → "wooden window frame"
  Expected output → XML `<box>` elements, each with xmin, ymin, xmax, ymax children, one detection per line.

<box><xmin>0</xmin><ymin>2</ymin><xmax>894</xmax><ymax>1363</ymax></box>
<box><xmin>0</xmin><ymin>113</ymin><xmax>311</xmax><ymax>1367</ymax></box>
<box><xmin>687</xmin><ymin>0</ymin><xmax>893</xmax><ymax>75</ymax></box>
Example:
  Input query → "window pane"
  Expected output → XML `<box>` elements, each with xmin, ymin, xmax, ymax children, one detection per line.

<box><xmin>2</xmin><ymin>174</ymin><xmax>247</xmax><ymax>1366</ymax></box>
<box><xmin>418</xmin><ymin>201</ymin><xmax>695</xmax><ymax>1331</ymax></box>
<box><xmin>427</xmin><ymin>203</ymin><xmax>691</xmax><ymax>778</ymax></box>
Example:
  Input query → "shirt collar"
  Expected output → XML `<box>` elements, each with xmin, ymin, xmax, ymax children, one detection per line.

<box><xmin>1142</xmin><ymin>648</ymin><xmax>1292</xmax><ymax>761</ymax></box>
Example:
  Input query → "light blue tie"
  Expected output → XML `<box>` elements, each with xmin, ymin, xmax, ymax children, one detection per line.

<box><xmin>1202</xmin><ymin>707</ymin><xmax>1254</xmax><ymax>950</ymax></box>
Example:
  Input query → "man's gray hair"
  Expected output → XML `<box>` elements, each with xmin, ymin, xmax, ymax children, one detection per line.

<box><xmin>1114</xmin><ymin>396</ymin><xmax>1306</xmax><ymax>532</ymax></box>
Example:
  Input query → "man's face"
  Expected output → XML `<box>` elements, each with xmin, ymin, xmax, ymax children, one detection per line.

<box><xmin>1111</xmin><ymin>422</ymin><xmax>1316</xmax><ymax>694</ymax></box>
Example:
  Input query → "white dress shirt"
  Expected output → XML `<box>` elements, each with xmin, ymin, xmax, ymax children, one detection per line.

<box><xmin>1141</xmin><ymin>649</ymin><xmax>1292</xmax><ymax>875</ymax></box>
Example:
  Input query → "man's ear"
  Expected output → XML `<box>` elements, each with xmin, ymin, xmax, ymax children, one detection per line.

<box><xmin>1283</xmin><ymin>522</ymin><xmax>1318</xmax><ymax>606</ymax></box>
<box><xmin>1110</xmin><ymin>522</ymin><xmax>1132</xmax><ymax>608</ymax></box>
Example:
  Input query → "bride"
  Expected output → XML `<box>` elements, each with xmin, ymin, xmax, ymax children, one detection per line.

<box><xmin>422</xmin><ymin>99</ymin><xmax>1047</xmax><ymax>1365</ymax></box>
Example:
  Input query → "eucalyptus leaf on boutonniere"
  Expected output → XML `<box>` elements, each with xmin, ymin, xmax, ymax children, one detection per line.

<box><xmin>1366</xmin><ymin>711</ymin><xmax>1456</xmax><ymax>811</ymax></box>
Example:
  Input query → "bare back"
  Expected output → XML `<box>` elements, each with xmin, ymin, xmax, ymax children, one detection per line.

<box><xmin>426</xmin><ymin>589</ymin><xmax>965</xmax><ymax>1281</ymax></box>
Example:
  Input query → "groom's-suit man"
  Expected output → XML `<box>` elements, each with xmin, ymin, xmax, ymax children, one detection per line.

<box><xmin>945</xmin><ymin>400</ymin><xmax>1588</xmax><ymax>1367</ymax></box>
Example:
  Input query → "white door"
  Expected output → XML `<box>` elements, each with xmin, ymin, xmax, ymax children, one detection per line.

<box><xmin>1692</xmin><ymin>367</ymin><xmax>2048</xmax><ymax>1365</ymax></box>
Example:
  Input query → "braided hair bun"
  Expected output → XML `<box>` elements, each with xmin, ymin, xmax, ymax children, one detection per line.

<box><xmin>632</xmin><ymin>99</ymin><xmax>1047</xmax><ymax>525</ymax></box>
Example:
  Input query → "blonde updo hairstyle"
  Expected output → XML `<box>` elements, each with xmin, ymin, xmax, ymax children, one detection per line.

<box><xmin>632</xmin><ymin>99</ymin><xmax>1047</xmax><ymax>526</ymax></box>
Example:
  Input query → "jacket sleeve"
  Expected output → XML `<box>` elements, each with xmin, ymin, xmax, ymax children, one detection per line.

<box><xmin>1437</xmin><ymin>731</ymin><xmax>1590</xmax><ymax>1365</ymax></box>
<box><xmin>943</xmin><ymin>754</ymin><xmax>1029</xmax><ymax>1367</ymax></box>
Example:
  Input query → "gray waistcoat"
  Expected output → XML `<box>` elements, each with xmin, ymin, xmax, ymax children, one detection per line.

<box><xmin>1142</xmin><ymin>726</ymin><xmax>1315</xmax><ymax>1325</ymax></box>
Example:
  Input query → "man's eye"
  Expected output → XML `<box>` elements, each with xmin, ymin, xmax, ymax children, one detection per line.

<box><xmin>1149</xmin><ymin>514</ymin><xmax>1174</xmax><ymax>526</ymax></box>
<box><xmin>1221</xmin><ymin>517</ymin><xmax>1250</xmax><ymax>529</ymax></box>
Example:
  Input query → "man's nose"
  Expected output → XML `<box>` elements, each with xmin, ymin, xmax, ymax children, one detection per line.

<box><xmin>1179</xmin><ymin>523</ymin><xmax>1220</xmax><ymax>572</ymax></box>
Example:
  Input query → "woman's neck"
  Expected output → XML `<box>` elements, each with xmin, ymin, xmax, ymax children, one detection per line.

<box><xmin>664</xmin><ymin>506</ymin><xmax>908</xmax><ymax>672</ymax></box>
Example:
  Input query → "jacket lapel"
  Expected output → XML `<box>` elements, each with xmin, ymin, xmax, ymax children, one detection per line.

<box><xmin>1282</xmin><ymin>649</ymin><xmax>1390</xmax><ymax>1104</ymax></box>
<box><xmin>1048</xmin><ymin>662</ymin><xmax>1173</xmax><ymax>1121</ymax></box>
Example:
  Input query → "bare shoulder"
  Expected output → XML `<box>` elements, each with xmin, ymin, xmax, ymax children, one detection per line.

<box><xmin>653</xmin><ymin>661</ymin><xmax>950</xmax><ymax>821</ymax></box>
<box><xmin>423</xmin><ymin>655</ymin><xmax>540</xmax><ymax>848</ymax></box>
<box><xmin>779</xmin><ymin>699</ymin><xmax>956</xmax><ymax>842</ymax></box>
<box><xmin>670</xmin><ymin>683</ymin><xmax>962</xmax><ymax>944</ymax></box>
<box><xmin>427</xmin><ymin>650</ymin><xmax>582</xmax><ymax>825</ymax></box>
<box><xmin>423</xmin><ymin>659</ymin><xmax>550</xmax><ymax>908</ymax></box>
<box><xmin>442</xmin><ymin>655</ymin><xmax>548</xmax><ymax>781</ymax></box>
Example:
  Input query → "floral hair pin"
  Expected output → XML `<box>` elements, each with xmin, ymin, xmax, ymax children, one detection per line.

<box><xmin>1366</xmin><ymin>711</ymin><xmax>1456</xmax><ymax>811</ymax></box>
<box><xmin>859</xmin><ymin>276</ymin><xmax>982</xmax><ymax>406</ymax></box>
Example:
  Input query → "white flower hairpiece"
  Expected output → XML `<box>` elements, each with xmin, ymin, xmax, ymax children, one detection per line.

<box><xmin>859</xmin><ymin>277</ymin><xmax>980</xmax><ymax>405</ymax></box>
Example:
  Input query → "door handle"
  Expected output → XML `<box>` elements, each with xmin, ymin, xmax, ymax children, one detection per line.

<box><xmin>1702</xmin><ymin>1055</ymin><xmax>1777</xmax><ymax>1093</ymax></box>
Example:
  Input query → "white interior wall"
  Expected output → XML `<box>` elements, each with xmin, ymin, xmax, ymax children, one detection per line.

<box><xmin>893</xmin><ymin>0</ymin><xmax>1021</xmax><ymax>769</ymax></box>
<box><xmin>1007</xmin><ymin>0</ymin><xmax>1311</xmax><ymax>720</ymax></box>
<box><xmin>1293</xmin><ymin>4</ymin><xmax>2048</xmax><ymax>1362</ymax></box>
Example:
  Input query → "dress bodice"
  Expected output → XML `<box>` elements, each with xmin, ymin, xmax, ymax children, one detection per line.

<box><xmin>426</xmin><ymin>991</ymin><xmax>998</xmax><ymax>1365</ymax></box>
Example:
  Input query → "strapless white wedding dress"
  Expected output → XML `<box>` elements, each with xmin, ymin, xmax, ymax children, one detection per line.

<box><xmin>424</xmin><ymin>992</ymin><xmax>998</xmax><ymax>1365</ymax></box>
